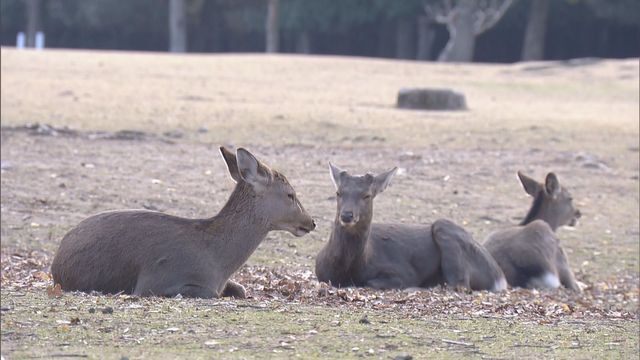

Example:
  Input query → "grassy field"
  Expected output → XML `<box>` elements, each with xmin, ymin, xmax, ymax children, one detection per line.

<box><xmin>1</xmin><ymin>48</ymin><xmax>638</xmax><ymax>359</ymax></box>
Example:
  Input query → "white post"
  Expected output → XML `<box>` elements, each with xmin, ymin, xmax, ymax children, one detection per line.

<box><xmin>35</xmin><ymin>31</ymin><xmax>45</xmax><ymax>50</ymax></box>
<box><xmin>16</xmin><ymin>32</ymin><xmax>25</xmax><ymax>49</ymax></box>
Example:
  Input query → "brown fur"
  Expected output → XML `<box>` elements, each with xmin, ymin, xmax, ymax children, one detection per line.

<box><xmin>51</xmin><ymin>146</ymin><xmax>315</xmax><ymax>298</ymax></box>
<box><xmin>315</xmin><ymin>164</ymin><xmax>506</xmax><ymax>291</ymax></box>
<box><xmin>483</xmin><ymin>171</ymin><xmax>581</xmax><ymax>291</ymax></box>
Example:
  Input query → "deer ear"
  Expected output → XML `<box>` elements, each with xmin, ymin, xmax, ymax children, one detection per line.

<box><xmin>236</xmin><ymin>148</ymin><xmax>273</xmax><ymax>191</ymax></box>
<box><xmin>372</xmin><ymin>167</ymin><xmax>398</xmax><ymax>196</ymax></box>
<box><xmin>545</xmin><ymin>172</ymin><xmax>561</xmax><ymax>197</ymax></box>
<box><xmin>220</xmin><ymin>146</ymin><xmax>241</xmax><ymax>183</ymax></box>
<box><xmin>517</xmin><ymin>171</ymin><xmax>541</xmax><ymax>196</ymax></box>
<box><xmin>329</xmin><ymin>162</ymin><xmax>344</xmax><ymax>190</ymax></box>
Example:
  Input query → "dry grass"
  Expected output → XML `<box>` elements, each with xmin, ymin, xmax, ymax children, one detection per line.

<box><xmin>1</xmin><ymin>48</ymin><xmax>638</xmax><ymax>358</ymax></box>
<box><xmin>1</xmin><ymin>49</ymin><xmax>638</xmax><ymax>152</ymax></box>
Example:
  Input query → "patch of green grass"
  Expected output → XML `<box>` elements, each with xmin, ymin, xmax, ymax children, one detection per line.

<box><xmin>2</xmin><ymin>291</ymin><xmax>638</xmax><ymax>359</ymax></box>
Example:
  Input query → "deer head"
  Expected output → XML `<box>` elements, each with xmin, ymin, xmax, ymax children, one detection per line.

<box><xmin>518</xmin><ymin>171</ymin><xmax>581</xmax><ymax>231</ymax></box>
<box><xmin>220</xmin><ymin>146</ymin><xmax>315</xmax><ymax>236</ymax></box>
<box><xmin>329</xmin><ymin>163</ymin><xmax>397</xmax><ymax>231</ymax></box>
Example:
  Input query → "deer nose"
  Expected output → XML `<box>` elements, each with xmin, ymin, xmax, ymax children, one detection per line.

<box><xmin>340</xmin><ymin>211</ymin><xmax>354</xmax><ymax>223</ymax></box>
<box><xmin>575</xmin><ymin>209</ymin><xmax>582</xmax><ymax>218</ymax></box>
<box><xmin>311</xmin><ymin>219</ymin><xmax>316</xmax><ymax>229</ymax></box>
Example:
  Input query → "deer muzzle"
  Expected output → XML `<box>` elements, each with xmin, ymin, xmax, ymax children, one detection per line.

<box><xmin>293</xmin><ymin>218</ymin><xmax>316</xmax><ymax>237</ymax></box>
<box><xmin>568</xmin><ymin>209</ymin><xmax>582</xmax><ymax>227</ymax></box>
<box><xmin>339</xmin><ymin>211</ymin><xmax>358</xmax><ymax>226</ymax></box>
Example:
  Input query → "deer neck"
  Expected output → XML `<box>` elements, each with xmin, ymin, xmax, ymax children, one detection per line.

<box><xmin>204</xmin><ymin>183</ymin><xmax>270</xmax><ymax>276</ymax></box>
<box><xmin>325</xmin><ymin>216</ymin><xmax>371</xmax><ymax>284</ymax></box>
<box><xmin>520</xmin><ymin>192</ymin><xmax>559</xmax><ymax>231</ymax></box>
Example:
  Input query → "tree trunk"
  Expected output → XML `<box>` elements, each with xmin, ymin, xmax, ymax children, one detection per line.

<box><xmin>25</xmin><ymin>0</ymin><xmax>42</xmax><ymax>48</ymax></box>
<box><xmin>521</xmin><ymin>0</ymin><xmax>549</xmax><ymax>61</ymax></box>
<box><xmin>438</xmin><ymin>1</ymin><xmax>476</xmax><ymax>62</ymax></box>
<box><xmin>395</xmin><ymin>18</ymin><xmax>414</xmax><ymax>60</ymax></box>
<box><xmin>376</xmin><ymin>21</ymin><xmax>395</xmax><ymax>58</ymax></box>
<box><xmin>265</xmin><ymin>0</ymin><xmax>279</xmax><ymax>53</ymax></box>
<box><xmin>169</xmin><ymin>0</ymin><xmax>187</xmax><ymax>52</ymax></box>
<box><xmin>416</xmin><ymin>15</ymin><xmax>436</xmax><ymax>61</ymax></box>
<box><xmin>296</xmin><ymin>31</ymin><xmax>311</xmax><ymax>54</ymax></box>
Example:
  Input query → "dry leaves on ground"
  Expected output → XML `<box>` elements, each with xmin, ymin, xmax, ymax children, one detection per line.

<box><xmin>1</xmin><ymin>249</ymin><xmax>637</xmax><ymax>322</ymax></box>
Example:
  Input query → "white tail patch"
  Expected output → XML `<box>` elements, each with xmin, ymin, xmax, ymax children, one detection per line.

<box><xmin>528</xmin><ymin>272</ymin><xmax>560</xmax><ymax>289</ymax></box>
<box><xmin>492</xmin><ymin>276</ymin><xmax>507</xmax><ymax>292</ymax></box>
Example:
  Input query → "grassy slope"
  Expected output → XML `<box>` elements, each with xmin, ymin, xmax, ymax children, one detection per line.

<box><xmin>1</xmin><ymin>48</ymin><xmax>638</xmax><ymax>359</ymax></box>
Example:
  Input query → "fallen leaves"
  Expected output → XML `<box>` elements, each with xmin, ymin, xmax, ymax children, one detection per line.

<box><xmin>232</xmin><ymin>265</ymin><xmax>638</xmax><ymax>322</ymax></box>
<box><xmin>2</xmin><ymin>250</ymin><xmax>52</xmax><ymax>291</ymax></box>
<box><xmin>1</xmin><ymin>249</ymin><xmax>638</xmax><ymax>322</ymax></box>
<box><xmin>46</xmin><ymin>284</ymin><xmax>63</xmax><ymax>298</ymax></box>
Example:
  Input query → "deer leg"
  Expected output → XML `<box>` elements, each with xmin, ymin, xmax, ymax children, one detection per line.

<box><xmin>221</xmin><ymin>280</ymin><xmax>247</xmax><ymax>299</ymax></box>
<box><xmin>431</xmin><ymin>219</ymin><xmax>471</xmax><ymax>289</ymax></box>
<box><xmin>556</xmin><ymin>247</ymin><xmax>581</xmax><ymax>292</ymax></box>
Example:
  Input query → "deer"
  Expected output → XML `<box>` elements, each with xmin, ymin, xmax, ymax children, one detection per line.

<box><xmin>51</xmin><ymin>146</ymin><xmax>316</xmax><ymax>299</ymax></box>
<box><xmin>483</xmin><ymin>171</ymin><xmax>582</xmax><ymax>291</ymax></box>
<box><xmin>315</xmin><ymin>163</ymin><xmax>506</xmax><ymax>292</ymax></box>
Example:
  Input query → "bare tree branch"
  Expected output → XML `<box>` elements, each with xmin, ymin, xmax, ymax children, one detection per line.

<box><xmin>424</xmin><ymin>0</ymin><xmax>514</xmax><ymax>62</ymax></box>
<box><xmin>474</xmin><ymin>0</ymin><xmax>514</xmax><ymax>35</ymax></box>
<box><xmin>425</xmin><ymin>0</ymin><xmax>455</xmax><ymax>24</ymax></box>
<box><xmin>426</xmin><ymin>0</ymin><xmax>513</xmax><ymax>31</ymax></box>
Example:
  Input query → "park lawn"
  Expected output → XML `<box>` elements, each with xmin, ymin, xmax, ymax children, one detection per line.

<box><xmin>1</xmin><ymin>289</ymin><xmax>637</xmax><ymax>359</ymax></box>
<box><xmin>1</xmin><ymin>48</ymin><xmax>638</xmax><ymax>358</ymax></box>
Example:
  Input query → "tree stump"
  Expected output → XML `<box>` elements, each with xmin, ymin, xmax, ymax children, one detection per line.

<box><xmin>396</xmin><ymin>88</ymin><xmax>467</xmax><ymax>111</ymax></box>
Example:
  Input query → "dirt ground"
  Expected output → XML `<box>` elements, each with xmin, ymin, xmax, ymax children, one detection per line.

<box><xmin>1</xmin><ymin>49</ymin><xmax>638</xmax><ymax>359</ymax></box>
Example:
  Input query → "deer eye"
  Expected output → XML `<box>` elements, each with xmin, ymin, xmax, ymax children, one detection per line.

<box><xmin>336</xmin><ymin>192</ymin><xmax>341</xmax><ymax>197</ymax></box>
<box><xmin>362</xmin><ymin>194</ymin><xmax>371</xmax><ymax>200</ymax></box>
<box><xmin>287</xmin><ymin>194</ymin><xmax>295</xmax><ymax>202</ymax></box>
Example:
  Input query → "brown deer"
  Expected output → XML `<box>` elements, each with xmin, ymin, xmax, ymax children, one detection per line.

<box><xmin>51</xmin><ymin>147</ymin><xmax>316</xmax><ymax>298</ymax></box>
<box><xmin>315</xmin><ymin>163</ymin><xmax>506</xmax><ymax>291</ymax></box>
<box><xmin>483</xmin><ymin>171</ymin><xmax>582</xmax><ymax>291</ymax></box>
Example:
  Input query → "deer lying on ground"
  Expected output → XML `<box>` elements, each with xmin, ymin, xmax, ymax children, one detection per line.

<box><xmin>483</xmin><ymin>171</ymin><xmax>582</xmax><ymax>291</ymax></box>
<box><xmin>315</xmin><ymin>164</ymin><xmax>506</xmax><ymax>291</ymax></box>
<box><xmin>51</xmin><ymin>146</ymin><xmax>316</xmax><ymax>298</ymax></box>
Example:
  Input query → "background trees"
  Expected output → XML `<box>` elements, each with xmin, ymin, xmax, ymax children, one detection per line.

<box><xmin>521</xmin><ymin>0</ymin><xmax>549</xmax><ymax>61</ymax></box>
<box><xmin>0</xmin><ymin>0</ymin><xmax>637</xmax><ymax>62</ymax></box>
<box><xmin>265</xmin><ymin>0</ymin><xmax>279</xmax><ymax>52</ymax></box>
<box><xmin>24</xmin><ymin>0</ymin><xmax>42</xmax><ymax>47</ymax></box>
<box><xmin>425</xmin><ymin>0</ymin><xmax>514</xmax><ymax>62</ymax></box>
<box><xmin>168</xmin><ymin>0</ymin><xmax>187</xmax><ymax>52</ymax></box>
